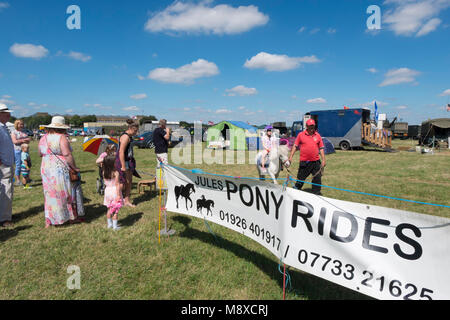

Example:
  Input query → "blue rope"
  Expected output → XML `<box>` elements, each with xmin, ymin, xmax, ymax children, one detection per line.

<box><xmin>278</xmin><ymin>259</ymin><xmax>292</xmax><ymax>292</ymax></box>
<box><xmin>288</xmin><ymin>176</ymin><xmax>450</xmax><ymax>209</ymax></box>
<box><xmin>203</xmin><ymin>217</ymin><xmax>221</xmax><ymax>244</ymax></box>
<box><xmin>163</xmin><ymin>164</ymin><xmax>450</xmax><ymax>209</ymax></box>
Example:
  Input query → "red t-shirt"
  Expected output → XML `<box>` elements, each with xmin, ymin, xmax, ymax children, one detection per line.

<box><xmin>294</xmin><ymin>130</ymin><xmax>324</xmax><ymax>161</ymax></box>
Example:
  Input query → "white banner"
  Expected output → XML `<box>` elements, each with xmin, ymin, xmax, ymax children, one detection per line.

<box><xmin>164</xmin><ymin>165</ymin><xmax>450</xmax><ymax>300</ymax></box>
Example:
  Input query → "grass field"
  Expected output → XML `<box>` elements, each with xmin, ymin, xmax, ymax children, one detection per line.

<box><xmin>0</xmin><ymin>138</ymin><xmax>449</xmax><ymax>300</ymax></box>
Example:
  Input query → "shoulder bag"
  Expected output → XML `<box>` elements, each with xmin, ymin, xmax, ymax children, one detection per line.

<box><xmin>46</xmin><ymin>136</ymin><xmax>80</xmax><ymax>182</ymax></box>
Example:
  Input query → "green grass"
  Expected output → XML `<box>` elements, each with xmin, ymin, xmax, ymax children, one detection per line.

<box><xmin>0</xmin><ymin>139</ymin><xmax>449</xmax><ymax>300</ymax></box>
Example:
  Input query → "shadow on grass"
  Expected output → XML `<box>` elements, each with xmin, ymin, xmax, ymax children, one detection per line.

<box><xmin>132</xmin><ymin>191</ymin><xmax>157</xmax><ymax>206</ymax></box>
<box><xmin>30</xmin><ymin>179</ymin><xmax>43</xmax><ymax>187</ymax></box>
<box><xmin>14</xmin><ymin>204</ymin><xmax>44</xmax><ymax>222</ymax></box>
<box><xmin>172</xmin><ymin>215</ymin><xmax>372</xmax><ymax>300</ymax></box>
<box><xmin>83</xmin><ymin>203</ymin><xmax>106</xmax><ymax>223</ymax></box>
<box><xmin>80</xmin><ymin>169</ymin><xmax>95</xmax><ymax>174</ymax></box>
<box><xmin>358</xmin><ymin>147</ymin><xmax>392</xmax><ymax>153</ymax></box>
<box><xmin>119</xmin><ymin>212</ymin><xmax>143</xmax><ymax>227</ymax></box>
<box><xmin>0</xmin><ymin>225</ymin><xmax>32</xmax><ymax>242</ymax></box>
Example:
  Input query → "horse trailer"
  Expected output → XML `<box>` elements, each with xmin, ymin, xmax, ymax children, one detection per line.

<box><xmin>304</xmin><ymin>108</ymin><xmax>392</xmax><ymax>150</ymax></box>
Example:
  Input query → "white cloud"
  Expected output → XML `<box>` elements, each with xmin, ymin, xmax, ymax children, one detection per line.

<box><xmin>216</xmin><ymin>108</ymin><xmax>232</xmax><ymax>114</ymax></box>
<box><xmin>307</xmin><ymin>97</ymin><xmax>327</xmax><ymax>104</ymax></box>
<box><xmin>137</xmin><ymin>74</ymin><xmax>146</xmax><ymax>81</ymax></box>
<box><xmin>310</xmin><ymin>28</ymin><xmax>320</xmax><ymax>34</ymax></box>
<box><xmin>416</xmin><ymin>17</ymin><xmax>442</xmax><ymax>36</ymax></box>
<box><xmin>145</xmin><ymin>2</ymin><xmax>269</xmax><ymax>35</ymax></box>
<box><xmin>0</xmin><ymin>95</ymin><xmax>14</xmax><ymax>105</ymax></box>
<box><xmin>298</xmin><ymin>26</ymin><xmax>306</xmax><ymax>33</ymax></box>
<box><xmin>225</xmin><ymin>85</ymin><xmax>258</xmax><ymax>96</ymax></box>
<box><xmin>383</xmin><ymin>0</ymin><xmax>450</xmax><ymax>37</ymax></box>
<box><xmin>10</xmin><ymin>43</ymin><xmax>49</xmax><ymax>59</ymax></box>
<box><xmin>0</xmin><ymin>98</ymin><xmax>14</xmax><ymax>105</ymax></box>
<box><xmin>85</xmin><ymin>103</ymin><xmax>112</xmax><ymax>110</ymax></box>
<box><xmin>123</xmin><ymin>106</ymin><xmax>140</xmax><ymax>111</ymax></box>
<box><xmin>327</xmin><ymin>28</ymin><xmax>337</xmax><ymax>34</ymax></box>
<box><xmin>379</xmin><ymin>67</ymin><xmax>421</xmax><ymax>87</ymax></box>
<box><xmin>358</xmin><ymin>100</ymin><xmax>389</xmax><ymax>108</ymax></box>
<box><xmin>244</xmin><ymin>52</ymin><xmax>320</xmax><ymax>72</ymax></box>
<box><xmin>439</xmin><ymin>89</ymin><xmax>450</xmax><ymax>96</ymax></box>
<box><xmin>0</xmin><ymin>2</ymin><xmax>9</xmax><ymax>11</ymax></box>
<box><xmin>67</xmin><ymin>51</ymin><xmax>92</xmax><ymax>62</ymax></box>
<box><xmin>130</xmin><ymin>93</ymin><xmax>148</xmax><ymax>100</ymax></box>
<box><xmin>396</xmin><ymin>105</ymin><xmax>408</xmax><ymax>109</ymax></box>
<box><xmin>366</xmin><ymin>68</ymin><xmax>378</xmax><ymax>73</ymax></box>
<box><xmin>147</xmin><ymin>59</ymin><xmax>219</xmax><ymax>84</ymax></box>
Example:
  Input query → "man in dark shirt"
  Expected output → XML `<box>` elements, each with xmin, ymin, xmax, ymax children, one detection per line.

<box><xmin>153</xmin><ymin>119</ymin><xmax>170</xmax><ymax>167</ymax></box>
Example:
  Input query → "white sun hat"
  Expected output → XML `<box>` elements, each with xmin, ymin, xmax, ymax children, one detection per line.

<box><xmin>0</xmin><ymin>103</ymin><xmax>13</xmax><ymax>113</ymax></box>
<box><xmin>44</xmin><ymin>116</ymin><xmax>71</xmax><ymax>129</ymax></box>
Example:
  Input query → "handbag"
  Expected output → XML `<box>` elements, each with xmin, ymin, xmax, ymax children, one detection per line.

<box><xmin>46</xmin><ymin>136</ymin><xmax>80</xmax><ymax>182</ymax></box>
<box><xmin>69</xmin><ymin>168</ymin><xmax>80</xmax><ymax>182</ymax></box>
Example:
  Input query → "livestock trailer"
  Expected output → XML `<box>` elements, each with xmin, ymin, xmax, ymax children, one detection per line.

<box><xmin>304</xmin><ymin>108</ymin><xmax>392</xmax><ymax>150</ymax></box>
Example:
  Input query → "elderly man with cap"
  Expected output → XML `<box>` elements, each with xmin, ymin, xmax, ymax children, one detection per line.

<box><xmin>153</xmin><ymin>119</ymin><xmax>170</xmax><ymax>167</ymax></box>
<box><xmin>287</xmin><ymin>118</ymin><xmax>326</xmax><ymax>195</ymax></box>
<box><xmin>0</xmin><ymin>104</ymin><xmax>15</xmax><ymax>227</ymax></box>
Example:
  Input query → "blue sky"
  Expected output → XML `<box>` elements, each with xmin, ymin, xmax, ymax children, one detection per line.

<box><xmin>1</xmin><ymin>0</ymin><xmax>449</xmax><ymax>125</ymax></box>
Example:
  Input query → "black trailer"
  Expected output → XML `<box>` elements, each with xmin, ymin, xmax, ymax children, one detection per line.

<box><xmin>408</xmin><ymin>125</ymin><xmax>420</xmax><ymax>140</ymax></box>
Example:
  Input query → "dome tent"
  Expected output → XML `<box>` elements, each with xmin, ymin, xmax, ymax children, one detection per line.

<box><xmin>322</xmin><ymin>137</ymin><xmax>335</xmax><ymax>154</ymax></box>
<box><xmin>206</xmin><ymin>121</ymin><xmax>258</xmax><ymax>150</ymax></box>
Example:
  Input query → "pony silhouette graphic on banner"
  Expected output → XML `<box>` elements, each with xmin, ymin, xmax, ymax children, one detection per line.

<box><xmin>174</xmin><ymin>183</ymin><xmax>196</xmax><ymax>210</ymax></box>
<box><xmin>196</xmin><ymin>195</ymin><xmax>215</xmax><ymax>216</ymax></box>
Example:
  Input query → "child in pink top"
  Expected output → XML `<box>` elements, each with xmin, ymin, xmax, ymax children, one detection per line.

<box><xmin>96</xmin><ymin>144</ymin><xmax>117</xmax><ymax>166</ymax></box>
<box><xmin>102</xmin><ymin>155</ymin><xmax>123</xmax><ymax>230</ymax></box>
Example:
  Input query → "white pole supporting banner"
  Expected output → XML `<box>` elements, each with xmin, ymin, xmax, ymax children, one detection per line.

<box><xmin>164</xmin><ymin>165</ymin><xmax>450</xmax><ymax>300</ymax></box>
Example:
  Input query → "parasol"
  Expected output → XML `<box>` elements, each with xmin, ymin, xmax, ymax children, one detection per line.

<box><xmin>82</xmin><ymin>135</ymin><xmax>118</xmax><ymax>155</ymax></box>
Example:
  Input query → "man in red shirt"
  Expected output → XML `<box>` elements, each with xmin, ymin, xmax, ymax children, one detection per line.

<box><xmin>287</xmin><ymin>119</ymin><xmax>326</xmax><ymax>195</ymax></box>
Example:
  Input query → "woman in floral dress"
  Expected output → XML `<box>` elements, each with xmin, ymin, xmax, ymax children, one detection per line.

<box><xmin>38</xmin><ymin>116</ymin><xmax>81</xmax><ymax>227</ymax></box>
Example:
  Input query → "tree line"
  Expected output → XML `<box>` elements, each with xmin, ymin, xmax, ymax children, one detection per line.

<box><xmin>19</xmin><ymin>114</ymin><xmax>98</xmax><ymax>130</ymax></box>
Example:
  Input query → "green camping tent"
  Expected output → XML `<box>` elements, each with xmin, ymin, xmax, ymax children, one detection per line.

<box><xmin>419</xmin><ymin>118</ymin><xmax>450</xmax><ymax>145</ymax></box>
<box><xmin>206</xmin><ymin>121</ymin><xmax>258</xmax><ymax>150</ymax></box>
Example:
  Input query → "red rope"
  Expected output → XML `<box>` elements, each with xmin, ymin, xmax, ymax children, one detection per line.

<box><xmin>283</xmin><ymin>264</ymin><xmax>286</xmax><ymax>300</ymax></box>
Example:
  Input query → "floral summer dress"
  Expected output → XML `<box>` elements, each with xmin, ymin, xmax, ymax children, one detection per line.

<box><xmin>39</xmin><ymin>134</ymin><xmax>75</xmax><ymax>225</ymax></box>
<box><xmin>104</xmin><ymin>174</ymin><xmax>123</xmax><ymax>207</ymax></box>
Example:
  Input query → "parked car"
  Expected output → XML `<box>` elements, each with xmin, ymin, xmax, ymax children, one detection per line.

<box><xmin>132</xmin><ymin>131</ymin><xmax>154</xmax><ymax>149</ymax></box>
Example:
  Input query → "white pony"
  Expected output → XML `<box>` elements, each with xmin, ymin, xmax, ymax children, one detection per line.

<box><xmin>255</xmin><ymin>143</ymin><xmax>290</xmax><ymax>184</ymax></box>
